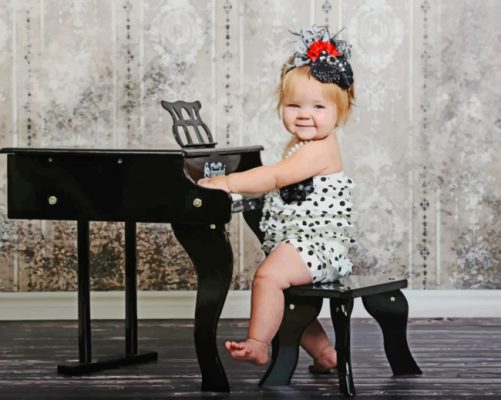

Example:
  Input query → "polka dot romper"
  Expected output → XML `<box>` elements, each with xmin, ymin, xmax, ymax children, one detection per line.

<box><xmin>259</xmin><ymin>141</ymin><xmax>354</xmax><ymax>283</ymax></box>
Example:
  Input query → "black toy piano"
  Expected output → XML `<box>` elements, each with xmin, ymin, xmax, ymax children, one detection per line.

<box><xmin>1</xmin><ymin>100</ymin><xmax>264</xmax><ymax>392</ymax></box>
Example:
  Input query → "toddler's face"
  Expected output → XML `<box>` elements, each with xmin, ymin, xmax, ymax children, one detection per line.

<box><xmin>281</xmin><ymin>74</ymin><xmax>338</xmax><ymax>141</ymax></box>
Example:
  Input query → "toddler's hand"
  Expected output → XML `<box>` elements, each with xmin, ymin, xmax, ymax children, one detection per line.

<box><xmin>197</xmin><ymin>177</ymin><xmax>212</xmax><ymax>187</ymax></box>
<box><xmin>197</xmin><ymin>175</ymin><xmax>231</xmax><ymax>193</ymax></box>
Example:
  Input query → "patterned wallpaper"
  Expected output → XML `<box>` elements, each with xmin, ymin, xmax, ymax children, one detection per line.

<box><xmin>0</xmin><ymin>0</ymin><xmax>499</xmax><ymax>292</ymax></box>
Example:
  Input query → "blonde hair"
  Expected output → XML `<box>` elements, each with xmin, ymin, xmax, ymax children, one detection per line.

<box><xmin>277</xmin><ymin>65</ymin><xmax>355</xmax><ymax>126</ymax></box>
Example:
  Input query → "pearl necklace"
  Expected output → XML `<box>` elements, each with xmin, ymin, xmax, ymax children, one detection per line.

<box><xmin>285</xmin><ymin>140</ymin><xmax>310</xmax><ymax>159</ymax></box>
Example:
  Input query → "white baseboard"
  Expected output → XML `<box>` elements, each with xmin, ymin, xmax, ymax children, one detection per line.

<box><xmin>0</xmin><ymin>290</ymin><xmax>499</xmax><ymax>321</ymax></box>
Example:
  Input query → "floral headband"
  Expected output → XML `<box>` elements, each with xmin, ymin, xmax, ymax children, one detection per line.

<box><xmin>284</xmin><ymin>25</ymin><xmax>354</xmax><ymax>90</ymax></box>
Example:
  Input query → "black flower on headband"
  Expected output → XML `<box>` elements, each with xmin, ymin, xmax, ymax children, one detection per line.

<box><xmin>286</xmin><ymin>25</ymin><xmax>354</xmax><ymax>90</ymax></box>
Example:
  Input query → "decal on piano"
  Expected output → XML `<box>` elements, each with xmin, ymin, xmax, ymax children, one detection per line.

<box><xmin>204</xmin><ymin>161</ymin><xmax>226</xmax><ymax>177</ymax></box>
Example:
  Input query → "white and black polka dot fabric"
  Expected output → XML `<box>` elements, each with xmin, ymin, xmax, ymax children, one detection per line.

<box><xmin>259</xmin><ymin>171</ymin><xmax>354</xmax><ymax>284</ymax></box>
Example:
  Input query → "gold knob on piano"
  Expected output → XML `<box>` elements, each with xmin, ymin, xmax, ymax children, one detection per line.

<box><xmin>193</xmin><ymin>198</ymin><xmax>203</xmax><ymax>208</ymax></box>
<box><xmin>48</xmin><ymin>195</ymin><xmax>58</xmax><ymax>205</ymax></box>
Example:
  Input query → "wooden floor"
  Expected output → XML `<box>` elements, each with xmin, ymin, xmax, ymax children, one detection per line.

<box><xmin>0</xmin><ymin>318</ymin><xmax>500</xmax><ymax>399</ymax></box>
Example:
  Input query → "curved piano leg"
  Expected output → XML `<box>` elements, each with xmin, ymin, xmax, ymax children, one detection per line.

<box><xmin>362</xmin><ymin>290</ymin><xmax>422</xmax><ymax>376</ymax></box>
<box><xmin>242</xmin><ymin>208</ymin><xmax>265</xmax><ymax>243</ymax></box>
<box><xmin>259</xmin><ymin>293</ymin><xmax>323</xmax><ymax>386</ymax></box>
<box><xmin>330</xmin><ymin>298</ymin><xmax>356</xmax><ymax>397</ymax></box>
<box><xmin>171</xmin><ymin>223</ymin><xmax>233</xmax><ymax>392</ymax></box>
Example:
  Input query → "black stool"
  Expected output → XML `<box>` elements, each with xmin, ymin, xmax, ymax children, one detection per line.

<box><xmin>259</xmin><ymin>275</ymin><xmax>422</xmax><ymax>397</ymax></box>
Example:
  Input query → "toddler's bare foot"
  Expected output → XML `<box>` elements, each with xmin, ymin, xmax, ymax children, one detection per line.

<box><xmin>224</xmin><ymin>338</ymin><xmax>269</xmax><ymax>365</ymax></box>
<box><xmin>309</xmin><ymin>346</ymin><xmax>337</xmax><ymax>374</ymax></box>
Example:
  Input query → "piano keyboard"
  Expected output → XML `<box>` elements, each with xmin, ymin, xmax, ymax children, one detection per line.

<box><xmin>230</xmin><ymin>193</ymin><xmax>264</xmax><ymax>214</ymax></box>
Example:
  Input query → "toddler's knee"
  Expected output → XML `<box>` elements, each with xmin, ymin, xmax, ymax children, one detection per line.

<box><xmin>252</xmin><ymin>269</ymin><xmax>288</xmax><ymax>290</ymax></box>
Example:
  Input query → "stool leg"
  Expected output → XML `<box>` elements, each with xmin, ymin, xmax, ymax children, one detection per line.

<box><xmin>330</xmin><ymin>298</ymin><xmax>355</xmax><ymax>397</ymax></box>
<box><xmin>362</xmin><ymin>290</ymin><xmax>422</xmax><ymax>376</ymax></box>
<box><xmin>259</xmin><ymin>294</ymin><xmax>323</xmax><ymax>386</ymax></box>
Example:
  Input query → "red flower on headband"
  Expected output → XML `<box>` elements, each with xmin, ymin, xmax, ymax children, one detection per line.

<box><xmin>306</xmin><ymin>40</ymin><xmax>341</xmax><ymax>61</ymax></box>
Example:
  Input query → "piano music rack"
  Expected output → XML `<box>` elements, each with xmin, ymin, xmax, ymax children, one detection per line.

<box><xmin>161</xmin><ymin>100</ymin><xmax>217</xmax><ymax>149</ymax></box>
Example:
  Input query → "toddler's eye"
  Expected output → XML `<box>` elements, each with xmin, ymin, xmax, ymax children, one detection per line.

<box><xmin>315</xmin><ymin>104</ymin><xmax>326</xmax><ymax>109</ymax></box>
<box><xmin>287</xmin><ymin>104</ymin><xmax>299</xmax><ymax>108</ymax></box>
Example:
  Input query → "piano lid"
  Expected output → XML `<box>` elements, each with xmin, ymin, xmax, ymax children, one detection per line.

<box><xmin>0</xmin><ymin>147</ymin><xmax>185</xmax><ymax>156</ymax></box>
<box><xmin>0</xmin><ymin>145</ymin><xmax>264</xmax><ymax>158</ymax></box>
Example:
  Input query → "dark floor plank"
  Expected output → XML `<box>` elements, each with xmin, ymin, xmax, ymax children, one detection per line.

<box><xmin>0</xmin><ymin>318</ymin><xmax>500</xmax><ymax>399</ymax></box>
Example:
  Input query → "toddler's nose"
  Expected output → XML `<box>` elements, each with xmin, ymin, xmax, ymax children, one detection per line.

<box><xmin>297</xmin><ymin>109</ymin><xmax>310</xmax><ymax>119</ymax></box>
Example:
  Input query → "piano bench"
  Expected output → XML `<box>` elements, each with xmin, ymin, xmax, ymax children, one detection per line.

<box><xmin>259</xmin><ymin>275</ymin><xmax>422</xmax><ymax>397</ymax></box>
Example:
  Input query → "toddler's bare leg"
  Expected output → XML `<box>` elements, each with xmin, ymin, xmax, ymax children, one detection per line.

<box><xmin>225</xmin><ymin>243</ymin><xmax>312</xmax><ymax>365</ymax></box>
<box><xmin>301</xmin><ymin>319</ymin><xmax>337</xmax><ymax>372</ymax></box>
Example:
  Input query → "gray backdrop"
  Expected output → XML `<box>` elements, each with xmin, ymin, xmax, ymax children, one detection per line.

<box><xmin>0</xmin><ymin>0</ymin><xmax>499</xmax><ymax>292</ymax></box>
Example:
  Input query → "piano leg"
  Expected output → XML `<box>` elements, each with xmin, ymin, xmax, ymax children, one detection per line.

<box><xmin>242</xmin><ymin>208</ymin><xmax>265</xmax><ymax>243</ymax></box>
<box><xmin>172</xmin><ymin>223</ymin><xmax>233</xmax><ymax>392</ymax></box>
<box><xmin>77</xmin><ymin>220</ymin><xmax>92</xmax><ymax>364</ymax></box>
<box><xmin>124</xmin><ymin>221</ymin><xmax>158</xmax><ymax>364</ymax></box>
<box><xmin>125</xmin><ymin>221</ymin><xmax>139</xmax><ymax>355</ymax></box>
<box><xmin>57</xmin><ymin>220</ymin><xmax>158</xmax><ymax>375</ymax></box>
